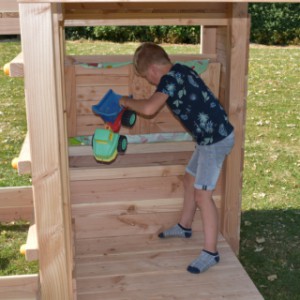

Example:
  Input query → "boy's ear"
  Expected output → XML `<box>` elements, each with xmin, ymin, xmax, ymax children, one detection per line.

<box><xmin>149</xmin><ymin>64</ymin><xmax>159</xmax><ymax>76</ymax></box>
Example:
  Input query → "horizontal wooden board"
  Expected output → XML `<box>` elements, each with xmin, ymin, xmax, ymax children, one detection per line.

<box><xmin>71</xmin><ymin>175</ymin><xmax>184</xmax><ymax>204</ymax></box>
<box><xmin>76</xmin><ymin>75</ymin><xmax>128</xmax><ymax>87</ymax></box>
<box><xmin>0</xmin><ymin>186</ymin><xmax>33</xmax><ymax>222</ymax></box>
<box><xmin>75</xmin><ymin>231</ymin><xmax>202</xmax><ymax>257</ymax></box>
<box><xmin>74</xmin><ymin>233</ymin><xmax>262</xmax><ymax>300</ymax></box>
<box><xmin>0</xmin><ymin>18</ymin><xmax>20</xmax><ymax>35</ymax></box>
<box><xmin>74</xmin><ymin>211</ymin><xmax>203</xmax><ymax>240</ymax></box>
<box><xmin>0</xmin><ymin>274</ymin><xmax>39</xmax><ymax>300</ymax></box>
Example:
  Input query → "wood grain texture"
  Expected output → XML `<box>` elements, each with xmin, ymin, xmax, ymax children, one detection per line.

<box><xmin>19</xmin><ymin>3</ymin><xmax>73</xmax><ymax>299</ymax></box>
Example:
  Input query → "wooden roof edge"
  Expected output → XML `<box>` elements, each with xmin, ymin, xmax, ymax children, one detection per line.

<box><xmin>16</xmin><ymin>0</ymin><xmax>300</xmax><ymax>4</ymax></box>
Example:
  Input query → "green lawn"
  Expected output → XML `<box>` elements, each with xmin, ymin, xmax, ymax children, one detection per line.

<box><xmin>0</xmin><ymin>40</ymin><xmax>299</xmax><ymax>299</ymax></box>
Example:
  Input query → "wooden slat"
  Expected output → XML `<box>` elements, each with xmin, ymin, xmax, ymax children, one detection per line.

<box><xmin>69</xmin><ymin>141</ymin><xmax>195</xmax><ymax>157</ymax></box>
<box><xmin>17</xmin><ymin>132</ymin><xmax>31</xmax><ymax>175</ymax></box>
<box><xmin>0</xmin><ymin>18</ymin><xmax>20</xmax><ymax>35</ymax></box>
<box><xmin>0</xmin><ymin>274</ymin><xmax>39</xmax><ymax>300</ymax></box>
<box><xmin>220</xmin><ymin>3</ymin><xmax>249</xmax><ymax>254</ymax></box>
<box><xmin>0</xmin><ymin>1</ymin><xmax>19</xmax><ymax>11</ymax></box>
<box><xmin>74</xmin><ymin>234</ymin><xmax>263</xmax><ymax>300</ymax></box>
<box><xmin>74</xmin><ymin>211</ymin><xmax>203</xmax><ymax>240</ymax></box>
<box><xmin>25</xmin><ymin>224</ymin><xmax>39</xmax><ymax>262</ymax></box>
<box><xmin>0</xmin><ymin>186</ymin><xmax>33</xmax><ymax>222</ymax></box>
<box><xmin>19</xmin><ymin>3</ymin><xmax>73</xmax><ymax>299</ymax></box>
<box><xmin>70</xmin><ymin>164</ymin><xmax>186</xmax><ymax>181</ymax></box>
<box><xmin>65</xmin><ymin>16</ymin><xmax>228</xmax><ymax>27</ymax></box>
<box><xmin>65</xmin><ymin>58</ymin><xmax>77</xmax><ymax>137</ymax></box>
<box><xmin>6</xmin><ymin>53</ymin><xmax>23</xmax><ymax>78</ymax></box>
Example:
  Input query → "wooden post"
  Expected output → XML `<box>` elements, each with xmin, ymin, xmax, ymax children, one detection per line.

<box><xmin>19</xmin><ymin>3</ymin><xmax>74</xmax><ymax>299</ymax></box>
<box><xmin>220</xmin><ymin>3</ymin><xmax>250</xmax><ymax>254</ymax></box>
<box><xmin>201</xmin><ymin>26</ymin><xmax>217</xmax><ymax>55</ymax></box>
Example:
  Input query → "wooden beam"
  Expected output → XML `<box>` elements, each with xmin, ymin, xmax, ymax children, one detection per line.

<box><xmin>70</xmin><ymin>165</ymin><xmax>186</xmax><ymax>181</ymax></box>
<box><xmin>17</xmin><ymin>0</ymin><xmax>300</xmax><ymax>3</ymax></box>
<box><xmin>0</xmin><ymin>17</ymin><xmax>20</xmax><ymax>35</ymax></box>
<box><xmin>6</xmin><ymin>52</ymin><xmax>23</xmax><ymax>78</ymax></box>
<box><xmin>19</xmin><ymin>3</ymin><xmax>73</xmax><ymax>299</ymax></box>
<box><xmin>220</xmin><ymin>3</ymin><xmax>250</xmax><ymax>254</ymax></box>
<box><xmin>0</xmin><ymin>274</ymin><xmax>39</xmax><ymax>300</ymax></box>
<box><xmin>0</xmin><ymin>186</ymin><xmax>33</xmax><ymax>222</ymax></box>
<box><xmin>69</xmin><ymin>141</ymin><xmax>195</xmax><ymax>157</ymax></box>
<box><xmin>25</xmin><ymin>224</ymin><xmax>39</xmax><ymax>262</ymax></box>
<box><xmin>64</xmin><ymin>11</ymin><xmax>228</xmax><ymax>26</ymax></box>
<box><xmin>17</xmin><ymin>132</ymin><xmax>31</xmax><ymax>175</ymax></box>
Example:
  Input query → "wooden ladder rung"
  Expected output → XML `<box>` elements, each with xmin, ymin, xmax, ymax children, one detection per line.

<box><xmin>17</xmin><ymin>132</ymin><xmax>31</xmax><ymax>175</ymax></box>
<box><xmin>24</xmin><ymin>224</ymin><xmax>39</xmax><ymax>262</ymax></box>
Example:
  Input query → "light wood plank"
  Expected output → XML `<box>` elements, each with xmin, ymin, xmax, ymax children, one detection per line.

<box><xmin>221</xmin><ymin>3</ymin><xmax>250</xmax><ymax>254</ymax></box>
<box><xmin>0</xmin><ymin>18</ymin><xmax>20</xmax><ymax>35</ymax></box>
<box><xmin>74</xmin><ymin>211</ymin><xmax>203</xmax><ymax>240</ymax></box>
<box><xmin>0</xmin><ymin>274</ymin><xmax>39</xmax><ymax>300</ymax></box>
<box><xmin>74</xmin><ymin>235</ymin><xmax>262</xmax><ymax>300</ymax></box>
<box><xmin>0</xmin><ymin>186</ymin><xmax>33</xmax><ymax>222</ymax></box>
<box><xmin>17</xmin><ymin>132</ymin><xmax>31</xmax><ymax>175</ymax></box>
<box><xmin>25</xmin><ymin>224</ymin><xmax>39</xmax><ymax>262</ymax></box>
<box><xmin>6</xmin><ymin>52</ymin><xmax>23</xmax><ymax>78</ymax></box>
<box><xmin>70</xmin><ymin>165</ymin><xmax>186</xmax><ymax>181</ymax></box>
<box><xmin>19</xmin><ymin>3</ymin><xmax>73</xmax><ymax>299</ymax></box>
<box><xmin>69</xmin><ymin>141</ymin><xmax>195</xmax><ymax>157</ymax></box>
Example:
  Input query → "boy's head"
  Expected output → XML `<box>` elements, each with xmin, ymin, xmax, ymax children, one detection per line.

<box><xmin>133</xmin><ymin>42</ymin><xmax>171</xmax><ymax>77</ymax></box>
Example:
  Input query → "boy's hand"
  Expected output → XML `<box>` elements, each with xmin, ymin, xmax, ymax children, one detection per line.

<box><xmin>119</xmin><ymin>96</ymin><xmax>129</xmax><ymax>108</ymax></box>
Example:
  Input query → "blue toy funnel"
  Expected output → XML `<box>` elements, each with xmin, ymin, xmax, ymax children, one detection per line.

<box><xmin>92</xmin><ymin>89</ymin><xmax>123</xmax><ymax>123</ymax></box>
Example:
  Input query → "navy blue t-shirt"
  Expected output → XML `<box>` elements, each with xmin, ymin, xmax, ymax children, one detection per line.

<box><xmin>156</xmin><ymin>63</ymin><xmax>234</xmax><ymax>146</ymax></box>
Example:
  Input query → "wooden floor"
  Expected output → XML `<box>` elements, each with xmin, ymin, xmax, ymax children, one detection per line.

<box><xmin>75</xmin><ymin>233</ymin><xmax>263</xmax><ymax>300</ymax></box>
<box><xmin>71</xmin><ymin>150</ymin><xmax>263</xmax><ymax>300</ymax></box>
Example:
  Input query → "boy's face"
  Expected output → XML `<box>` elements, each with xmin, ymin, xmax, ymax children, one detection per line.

<box><xmin>142</xmin><ymin>67</ymin><xmax>159</xmax><ymax>86</ymax></box>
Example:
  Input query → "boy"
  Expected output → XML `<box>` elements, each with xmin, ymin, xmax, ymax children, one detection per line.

<box><xmin>119</xmin><ymin>42</ymin><xmax>235</xmax><ymax>274</ymax></box>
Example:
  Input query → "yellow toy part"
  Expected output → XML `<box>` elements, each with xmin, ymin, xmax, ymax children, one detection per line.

<box><xmin>11</xmin><ymin>157</ymin><xmax>19</xmax><ymax>170</ymax></box>
<box><xmin>20</xmin><ymin>244</ymin><xmax>26</xmax><ymax>255</ymax></box>
<box><xmin>3</xmin><ymin>63</ymin><xmax>10</xmax><ymax>76</ymax></box>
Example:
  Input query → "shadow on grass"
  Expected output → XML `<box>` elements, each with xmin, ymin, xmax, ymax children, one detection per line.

<box><xmin>239</xmin><ymin>209</ymin><xmax>300</xmax><ymax>300</ymax></box>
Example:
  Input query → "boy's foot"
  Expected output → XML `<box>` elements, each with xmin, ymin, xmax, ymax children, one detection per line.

<box><xmin>187</xmin><ymin>250</ymin><xmax>220</xmax><ymax>274</ymax></box>
<box><xmin>158</xmin><ymin>223</ymin><xmax>192</xmax><ymax>238</ymax></box>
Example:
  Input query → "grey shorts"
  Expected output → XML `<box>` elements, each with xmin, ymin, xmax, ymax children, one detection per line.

<box><xmin>186</xmin><ymin>131</ymin><xmax>235</xmax><ymax>191</ymax></box>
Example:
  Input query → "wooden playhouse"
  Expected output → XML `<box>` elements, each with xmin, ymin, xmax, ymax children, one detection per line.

<box><xmin>1</xmin><ymin>0</ymin><xmax>266</xmax><ymax>299</ymax></box>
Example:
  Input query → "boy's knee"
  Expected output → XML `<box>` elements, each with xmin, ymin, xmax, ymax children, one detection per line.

<box><xmin>194</xmin><ymin>189</ymin><xmax>213</xmax><ymax>207</ymax></box>
<box><xmin>183</xmin><ymin>172</ymin><xmax>194</xmax><ymax>189</ymax></box>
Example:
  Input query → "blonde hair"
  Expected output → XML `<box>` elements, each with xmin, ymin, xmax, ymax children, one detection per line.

<box><xmin>133</xmin><ymin>42</ymin><xmax>171</xmax><ymax>76</ymax></box>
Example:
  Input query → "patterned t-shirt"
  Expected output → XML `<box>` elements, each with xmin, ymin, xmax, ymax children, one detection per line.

<box><xmin>156</xmin><ymin>63</ymin><xmax>234</xmax><ymax>146</ymax></box>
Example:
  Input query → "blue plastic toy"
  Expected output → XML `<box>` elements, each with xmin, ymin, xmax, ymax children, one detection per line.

<box><xmin>92</xmin><ymin>89</ymin><xmax>136</xmax><ymax>132</ymax></box>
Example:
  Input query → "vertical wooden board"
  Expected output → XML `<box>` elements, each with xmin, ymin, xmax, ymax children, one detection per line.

<box><xmin>221</xmin><ymin>3</ymin><xmax>250</xmax><ymax>254</ymax></box>
<box><xmin>65</xmin><ymin>59</ymin><xmax>77</xmax><ymax>137</ymax></box>
<box><xmin>53</xmin><ymin>8</ymin><xmax>75</xmax><ymax>298</ymax></box>
<box><xmin>201</xmin><ymin>26</ymin><xmax>217</xmax><ymax>55</ymax></box>
<box><xmin>200</xmin><ymin>62</ymin><xmax>221</xmax><ymax>98</ymax></box>
<box><xmin>19</xmin><ymin>3</ymin><xmax>73</xmax><ymax>299</ymax></box>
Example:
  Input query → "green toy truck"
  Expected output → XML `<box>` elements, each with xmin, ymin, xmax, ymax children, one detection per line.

<box><xmin>92</xmin><ymin>128</ymin><xmax>127</xmax><ymax>163</ymax></box>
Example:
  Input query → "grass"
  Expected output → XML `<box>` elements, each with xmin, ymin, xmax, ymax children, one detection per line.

<box><xmin>0</xmin><ymin>39</ymin><xmax>299</xmax><ymax>299</ymax></box>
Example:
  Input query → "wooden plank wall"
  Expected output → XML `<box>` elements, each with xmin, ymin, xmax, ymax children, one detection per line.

<box><xmin>66</xmin><ymin>55</ymin><xmax>220</xmax><ymax>137</ymax></box>
<box><xmin>0</xmin><ymin>0</ymin><xmax>20</xmax><ymax>34</ymax></box>
<box><xmin>0</xmin><ymin>274</ymin><xmax>39</xmax><ymax>300</ymax></box>
<box><xmin>0</xmin><ymin>186</ymin><xmax>33</xmax><ymax>222</ymax></box>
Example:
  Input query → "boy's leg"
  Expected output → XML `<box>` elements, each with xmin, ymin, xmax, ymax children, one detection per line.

<box><xmin>158</xmin><ymin>172</ymin><xmax>196</xmax><ymax>238</ymax></box>
<box><xmin>187</xmin><ymin>188</ymin><xmax>220</xmax><ymax>274</ymax></box>
<box><xmin>194</xmin><ymin>189</ymin><xmax>218</xmax><ymax>253</ymax></box>
<box><xmin>179</xmin><ymin>172</ymin><xmax>197</xmax><ymax>228</ymax></box>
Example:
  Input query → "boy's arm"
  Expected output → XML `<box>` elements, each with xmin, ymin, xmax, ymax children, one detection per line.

<box><xmin>119</xmin><ymin>92</ymin><xmax>168</xmax><ymax>117</ymax></box>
